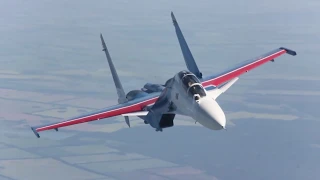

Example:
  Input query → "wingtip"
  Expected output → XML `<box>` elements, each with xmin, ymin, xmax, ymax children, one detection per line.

<box><xmin>279</xmin><ymin>47</ymin><xmax>297</xmax><ymax>56</ymax></box>
<box><xmin>31</xmin><ymin>127</ymin><xmax>40</xmax><ymax>138</ymax></box>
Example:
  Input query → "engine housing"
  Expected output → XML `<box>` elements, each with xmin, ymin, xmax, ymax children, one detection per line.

<box><xmin>143</xmin><ymin>83</ymin><xmax>164</xmax><ymax>93</ymax></box>
<box><xmin>159</xmin><ymin>113</ymin><xmax>175</xmax><ymax>128</ymax></box>
<box><xmin>126</xmin><ymin>90</ymin><xmax>149</xmax><ymax>101</ymax></box>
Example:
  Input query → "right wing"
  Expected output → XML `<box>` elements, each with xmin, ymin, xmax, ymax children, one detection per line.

<box><xmin>201</xmin><ymin>47</ymin><xmax>297</xmax><ymax>88</ymax></box>
<box><xmin>31</xmin><ymin>94</ymin><xmax>159</xmax><ymax>138</ymax></box>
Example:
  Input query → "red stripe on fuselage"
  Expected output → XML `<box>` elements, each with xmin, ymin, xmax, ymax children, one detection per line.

<box><xmin>36</xmin><ymin>97</ymin><xmax>159</xmax><ymax>132</ymax></box>
<box><xmin>202</xmin><ymin>50</ymin><xmax>286</xmax><ymax>87</ymax></box>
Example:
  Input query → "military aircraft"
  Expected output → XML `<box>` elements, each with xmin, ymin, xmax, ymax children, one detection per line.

<box><xmin>31</xmin><ymin>12</ymin><xmax>297</xmax><ymax>138</ymax></box>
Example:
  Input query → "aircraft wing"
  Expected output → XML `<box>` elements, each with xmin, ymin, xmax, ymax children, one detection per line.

<box><xmin>201</xmin><ymin>47</ymin><xmax>297</xmax><ymax>88</ymax></box>
<box><xmin>31</xmin><ymin>94</ymin><xmax>159</xmax><ymax>138</ymax></box>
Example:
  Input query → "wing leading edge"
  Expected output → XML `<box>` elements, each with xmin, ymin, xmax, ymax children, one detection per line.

<box><xmin>201</xmin><ymin>47</ymin><xmax>297</xmax><ymax>88</ymax></box>
<box><xmin>31</xmin><ymin>95</ymin><xmax>159</xmax><ymax>138</ymax></box>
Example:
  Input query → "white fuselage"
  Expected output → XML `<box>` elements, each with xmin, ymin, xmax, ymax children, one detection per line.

<box><xmin>170</xmin><ymin>72</ymin><xmax>226</xmax><ymax>130</ymax></box>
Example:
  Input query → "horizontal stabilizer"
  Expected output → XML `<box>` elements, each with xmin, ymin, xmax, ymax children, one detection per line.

<box><xmin>207</xmin><ymin>77</ymin><xmax>239</xmax><ymax>99</ymax></box>
<box><xmin>122</xmin><ymin>111</ymin><xmax>149</xmax><ymax>116</ymax></box>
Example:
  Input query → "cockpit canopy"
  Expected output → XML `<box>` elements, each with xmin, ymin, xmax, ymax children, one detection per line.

<box><xmin>188</xmin><ymin>84</ymin><xmax>206</xmax><ymax>97</ymax></box>
<box><xmin>178</xmin><ymin>70</ymin><xmax>206</xmax><ymax>97</ymax></box>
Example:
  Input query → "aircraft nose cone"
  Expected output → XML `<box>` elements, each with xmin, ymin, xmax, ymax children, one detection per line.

<box><xmin>196</xmin><ymin>98</ymin><xmax>226</xmax><ymax>130</ymax></box>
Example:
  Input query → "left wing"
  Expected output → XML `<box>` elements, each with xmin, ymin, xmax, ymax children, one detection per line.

<box><xmin>31</xmin><ymin>94</ymin><xmax>159</xmax><ymax>138</ymax></box>
<box><xmin>201</xmin><ymin>47</ymin><xmax>297</xmax><ymax>88</ymax></box>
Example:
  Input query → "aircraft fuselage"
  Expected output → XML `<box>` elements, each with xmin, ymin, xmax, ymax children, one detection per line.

<box><xmin>142</xmin><ymin>70</ymin><xmax>226</xmax><ymax>131</ymax></box>
<box><xmin>170</xmin><ymin>70</ymin><xmax>226</xmax><ymax>130</ymax></box>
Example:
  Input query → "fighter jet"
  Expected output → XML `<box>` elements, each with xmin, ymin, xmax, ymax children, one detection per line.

<box><xmin>31</xmin><ymin>12</ymin><xmax>297</xmax><ymax>138</ymax></box>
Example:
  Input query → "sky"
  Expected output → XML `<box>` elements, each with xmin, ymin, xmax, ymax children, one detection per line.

<box><xmin>0</xmin><ymin>0</ymin><xmax>319</xmax><ymax>179</ymax></box>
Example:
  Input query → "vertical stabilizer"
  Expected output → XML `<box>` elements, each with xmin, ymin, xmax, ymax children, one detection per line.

<box><xmin>171</xmin><ymin>12</ymin><xmax>202</xmax><ymax>78</ymax></box>
<box><xmin>100</xmin><ymin>33</ymin><xmax>127</xmax><ymax>104</ymax></box>
<box><xmin>100</xmin><ymin>33</ymin><xmax>130</xmax><ymax>127</ymax></box>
